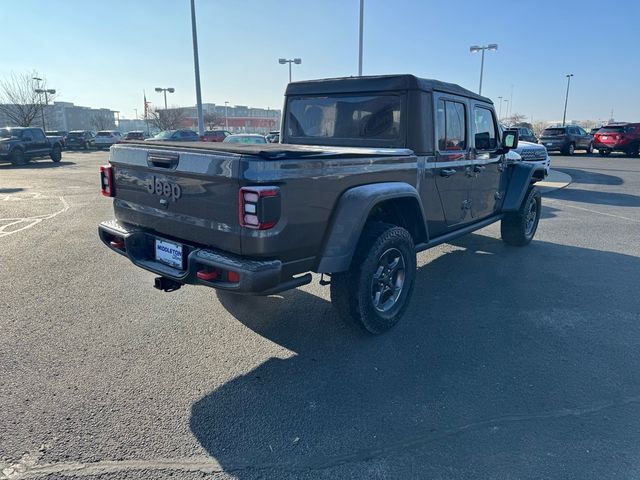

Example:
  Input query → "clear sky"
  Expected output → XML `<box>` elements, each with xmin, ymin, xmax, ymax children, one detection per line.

<box><xmin>2</xmin><ymin>0</ymin><xmax>638</xmax><ymax>123</ymax></box>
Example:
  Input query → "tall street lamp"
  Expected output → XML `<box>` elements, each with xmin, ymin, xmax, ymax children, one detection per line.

<box><xmin>190</xmin><ymin>0</ymin><xmax>205</xmax><ymax>136</ymax></box>
<box><xmin>498</xmin><ymin>96</ymin><xmax>503</xmax><ymax>120</ymax></box>
<box><xmin>562</xmin><ymin>74</ymin><xmax>574</xmax><ymax>127</ymax></box>
<box><xmin>278</xmin><ymin>58</ymin><xmax>302</xmax><ymax>83</ymax></box>
<box><xmin>469</xmin><ymin>43</ymin><xmax>498</xmax><ymax>96</ymax></box>
<box><xmin>358</xmin><ymin>0</ymin><xmax>364</xmax><ymax>76</ymax></box>
<box><xmin>154</xmin><ymin>87</ymin><xmax>175</xmax><ymax>110</ymax></box>
<box><xmin>224</xmin><ymin>101</ymin><xmax>229</xmax><ymax>130</ymax></box>
<box><xmin>503</xmin><ymin>99</ymin><xmax>509</xmax><ymax>122</ymax></box>
<box><xmin>34</xmin><ymin>86</ymin><xmax>56</xmax><ymax>131</ymax></box>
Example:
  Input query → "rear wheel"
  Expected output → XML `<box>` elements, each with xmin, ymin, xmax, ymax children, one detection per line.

<box><xmin>563</xmin><ymin>143</ymin><xmax>575</xmax><ymax>156</ymax></box>
<box><xmin>585</xmin><ymin>143</ymin><xmax>593</xmax><ymax>154</ymax></box>
<box><xmin>626</xmin><ymin>144</ymin><xmax>639</xmax><ymax>157</ymax></box>
<box><xmin>330</xmin><ymin>222</ymin><xmax>416</xmax><ymax>334</ymax></box>
<box><xmin>84</xmin><ymin>141</ymin><xmax>89</xmax><ymax>150</ymax></box>
<box><xmin>50</xmin><ymin>145</ymin><xmax>62</xmax><ymax>162</ymax></box>
<box><xmin>501</xmin><ymin>187</ymin><xmax>541</xmax><ymax>246</ymax></box>
<box><xmin>10</xmin><ymin>149</ymin><xmax>27</xmax><ymax>166</ymax></box>
<box><xmin>599</xmin><ymin>148</ymin><xmax>611</xmax><ymax>157</ymax></box>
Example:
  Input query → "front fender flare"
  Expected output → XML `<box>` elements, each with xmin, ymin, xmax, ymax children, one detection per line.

<box><xmin>316</xmin><ymin>182</ymin><xmax>425</xmax><ymax>273</ymax></box>
<box><xmin>502</xmin><ymin>162</ymin><xmax>544</xmax><ymax>212</ymax></box>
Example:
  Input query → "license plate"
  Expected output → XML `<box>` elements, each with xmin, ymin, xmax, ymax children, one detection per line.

<box><xmin>601</xmin><ymin>135</ymin><xmax>608</xmax><ymax>140</ymax></box>
<box><xmin>155</xmin><ymin>239</ymin><xmax>183</xmax><ymax>269</ymax></box>
<box><xmin>546</xmin><ymin>142</ymin><xmax>553</xmax><ymax>146</ymax></box>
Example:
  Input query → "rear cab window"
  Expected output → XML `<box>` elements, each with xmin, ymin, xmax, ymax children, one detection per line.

<box><xmin>284</xmin><ymin>93</ymin><xmax>405</xmax><ymax>147</ymax></box>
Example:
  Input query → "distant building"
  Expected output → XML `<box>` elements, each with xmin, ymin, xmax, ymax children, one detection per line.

<box><xmin>0</xmin><ymin>101</ymin><xmax>116</xmax><ymax>131</ymax></box>
<box><xmin>161</xmin><ymin>103</ymin><xmax>281</xmax><ymax>133</ymax></box>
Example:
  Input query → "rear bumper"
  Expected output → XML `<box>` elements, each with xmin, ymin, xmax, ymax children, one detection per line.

<box><xmin>98</xmin><ymin>220</ymin><xmax>310</xmax><ymax>295</ymax></box>
<box><xmin>539</xmin><ymin>141</ymin><xmax>568</xmax><ymax>152</ymax></box>
<box><xmin>593</xmin><ymin>141</ymin><xmax>629</xmax><ymax>151</ymax></box>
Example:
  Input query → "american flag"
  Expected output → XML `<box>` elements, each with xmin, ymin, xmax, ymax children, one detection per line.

<box><xmin>143</xmin><ymin>91</ymin><xmax>151</xmax><ymax>119</ymax></box>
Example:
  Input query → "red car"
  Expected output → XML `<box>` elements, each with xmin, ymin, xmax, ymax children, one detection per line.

<box><xmin>593</xmin><ymin>123</ymin><xmax>640</xmax><ymax>157</ymax></box>
<box><xmin>200</xmin><ymin>130</ymin><xmax>231</xmax><ymax>142</ymax></box>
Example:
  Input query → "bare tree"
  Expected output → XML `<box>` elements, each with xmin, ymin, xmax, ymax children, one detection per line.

<box><xmin>503</xmin><ymin>112</ymin><xmax>527</xmax><ymax>126</ymax></box>
<box><xmin>0</xmin><ymin>71</ymin><xmax>57</xmax><ymax>127</ymax></box>
<box><xmin>147</xmin><ymin>107</ymin><xmax>186</xmax><ymax>131</ymax></box>
<box><xmin>532</xmin><ymin>121</ymin><xmax>548</xmax><ymax>136</ymax></box>
<box><xmin>90</xmin><ymin>110</ymin><xmax>116</xmax><ymax>131</ymax></box>
<box><xmin>204</xmin><ymin>111</ymin><xmax>223</xmax><ymax>129</ymax></box>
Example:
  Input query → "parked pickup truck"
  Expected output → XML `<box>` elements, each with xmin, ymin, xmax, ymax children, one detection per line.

<box><xmin>99</xmin><ymin>75</ymin><xmax>543</xmax><ymax>334</ymax></box>
<box><xmin>0</xmin><ymin>127</ymin><xmax>63</xmax><ymax>165</ymax></box>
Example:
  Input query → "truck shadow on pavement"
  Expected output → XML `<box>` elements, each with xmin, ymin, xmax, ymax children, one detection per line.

<box><xmin>547</xmin><ymin>188</ymin><xmax>640</xmax><ymax>208</ymax></box>
<box><xmin>191</xmin><ymin>234</ymin><xmax>640</xmax><ymax>477</ymax></box>
<box><xmin>555</xmin><ymin>167</ymin><xmax>624</xmax><ymax>186</ymax></box>
<box><xmin>0</xmin><ymin>160</ymin><xmax>75</xmax><ymax>170</ymax></box>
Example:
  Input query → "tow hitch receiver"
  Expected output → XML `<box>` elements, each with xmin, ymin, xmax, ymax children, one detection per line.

<box><xmin>154</xmin><ymin>276</ymin><xmax>182</xmax><ymax>292</ymax></box>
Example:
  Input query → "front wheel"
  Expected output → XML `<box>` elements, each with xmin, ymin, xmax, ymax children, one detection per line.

<box><xmin>10</xmin><ymin>149</ymin><xmax>27</xmax><ymax>166</ymax></box>
<box><xmin>50</xmin><ymin>145</ymin><xmax>62</xmax><ymax>162</ymax></box>
<box><xmin>501</xmin><ymin>187</ymin><xmax>541</xmax><ymax>246</ymax></box>
<box><xmin>330</xmin><ymin>223</ymin><xmax>416</xmax><ymax>334</ymax></box>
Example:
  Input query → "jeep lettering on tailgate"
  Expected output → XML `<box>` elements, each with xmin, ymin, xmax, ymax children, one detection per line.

<box><xmin>147</xmin><ymin>176</ymin><xmax>181</xmax><ymax>202</ymax></box>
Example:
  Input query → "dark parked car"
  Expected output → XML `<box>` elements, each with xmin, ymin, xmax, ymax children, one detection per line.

<box><xmin>0</xmin><ymin>127</ymin><xmax>63</xmax><ymax>165</ymax></box>
<box><xmin>514</xmin><ymin>127</ymin><xmax>537</xmax><ymax>143</ymax></box>
<box><xmin>593</xmin><ymin>123</ymin><xmax>640</xmax><ymax>156</ymax></box>
<box><xmin>145</xmin><ymin>130</ymin><xmax>200</xmax><ymax>142</ymax></box>
<box><xmin>539</xmin><ymin>125</ymin><xmax>593</xmax><ymax>155</ymax></box>
<box><xmin>122</xmin><ymin>131</ymin><xmax>148</xmax><ymax>141</ymax></box>
<box><xmin>66</xmin><ymin>130</ymin><xmax>95</xmax><ymax>150</ymax></box>
<box><xmin>200</xmin><ymin>130</ymin><xmax>230</xmax><ymax>142</ymax></box>
<box><xmin>266</xmin><ymin>130</ymin><xmax>280</xmax><ymax>143</ymax></box>
<box><xmin>99</xmin><ymin>74</ymin><xmax>542</xmax><ymax>334</ymax></box>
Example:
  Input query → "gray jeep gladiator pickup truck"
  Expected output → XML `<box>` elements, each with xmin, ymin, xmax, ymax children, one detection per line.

<box><xmin>99</xmin><ymin>75</ymin><xmax>542</xmax><ymax>334</ymax></box>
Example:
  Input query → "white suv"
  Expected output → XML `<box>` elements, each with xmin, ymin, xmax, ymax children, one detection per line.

<box><xmin>93</xmin><ymin>131</ymin><xmax>122</xmax><ymax>150</ymax></box>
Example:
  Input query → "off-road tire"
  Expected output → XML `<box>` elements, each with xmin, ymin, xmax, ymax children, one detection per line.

<box><xmin>10</xmin><ymin>149</ymin><xmax>27</xmax><ymax>166</ymax></box>
<box><xmin>50</xmin><ymin>145</ymin><xmax>62</xmax><ymax>162</ymax></box>
<box><xmin>330</xmin><ymin>222</ymin><xmax>416</xmax><ymax>334</ymax></box>
<box><xmin>501</xmin><ymin>187</ymin><xmax>541</xmax><ymax>246</ymax></box>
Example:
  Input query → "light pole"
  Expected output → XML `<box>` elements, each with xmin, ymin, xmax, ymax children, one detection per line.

<box><xmin>154</xmin><ymin>87</ymin><xmax>175</xmax><ymax>110</ymax></box>
<box><xmin>278</xmin><ymin>58</ymin><xmax>302</xmax><ymax>83</ymax></box>
<box><xmin>358</xmin><ymin>0</ymin><xmax>364</xmax><ymax>76</ymax></box>
<box><xmin>224</xmin><ymin>101</ymin><xmax>229</xmax><ymax>130</ymax></box>
<box><xmin>562</xmin><ymin>74</ymin><xmax>574</xmax><ymax>127</ymax></box>
<box><xmin>469</xmin><ymin>44</ymin><xmax>498</xmax><ymax>96</ymax></box>
<box><xmin>190</xmin><ymin>0</ymin><xmax>205</xmax><ymax>136</ymax></box>
<box><xmin>498</xmin><ymin>96</ymin><xmax>503</xmax><ymax>120</ymax></box>
<box><xmin>503</xmin><ymin>99</ymin><xmax>509</xmax><ymax>122</ymax></box>
<box><xmin>34</xmin><ymin>85</ymin><xmax>56</xmax><ymax>131</ymax></box>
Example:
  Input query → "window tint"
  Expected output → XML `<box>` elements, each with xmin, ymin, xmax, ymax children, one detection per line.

<box><xmin>32</xmin><ymin>129</ymin><xmax>46</xmax><ymax>141</ymax></box>
<box><xmin>286</xmin><ymin>94</ymin><xmax>402</xmax><ymax>146</ymax></box>
<box><xmin>473</xmin><ymin>107</ymin><xmax>497</xmax><ymax>150</ymax></box>
<box><xmin>437</xmin><ymin>100</ymin><xmax>467</xmax><ymax>151</ymax></box>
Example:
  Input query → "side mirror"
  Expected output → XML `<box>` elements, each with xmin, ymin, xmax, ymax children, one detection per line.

<box><xmin>499</xmin><ymin>129</ymin><xmax>519</xmax><ymax>153</ymax></box>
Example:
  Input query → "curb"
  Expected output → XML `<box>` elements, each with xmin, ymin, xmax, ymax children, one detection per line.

<box><xmin>537</xmin><ymin>170</ymin><xmax>572</xmax><ymax>193</ymax></box>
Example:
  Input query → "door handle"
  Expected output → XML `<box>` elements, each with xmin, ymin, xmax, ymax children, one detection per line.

<box><xmin>440</xmin><ymin>168</ymin><xmax>456</xmax><ymax>177</ymax></box>
<box><xmin>474</xmin><ymin>165</ymin><xmax>486</xmax><ymax>173</ymax></box>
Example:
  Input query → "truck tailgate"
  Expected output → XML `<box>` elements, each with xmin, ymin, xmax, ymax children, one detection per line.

<box><xmin>109</xmin><ymin>144</ymin><xmax>241</xmax><ymax>253</ymax></box>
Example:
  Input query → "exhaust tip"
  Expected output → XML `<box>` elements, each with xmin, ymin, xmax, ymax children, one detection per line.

<box><xmin>154</xmin><ymin>276</ymin><xmax>182</xmax><ymax>292</ymax></box>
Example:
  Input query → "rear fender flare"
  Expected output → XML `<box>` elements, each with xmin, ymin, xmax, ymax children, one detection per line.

<box><xmin>317</xmin><ymin>182</ymin><xmax>426</xmax><ymax>273</ymax></box>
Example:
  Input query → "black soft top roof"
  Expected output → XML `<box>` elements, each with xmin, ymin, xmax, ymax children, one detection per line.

<box><xmin>285</xmin><ymin>74</ymin><xmax>490</xmax><ymax>103</ymax></box>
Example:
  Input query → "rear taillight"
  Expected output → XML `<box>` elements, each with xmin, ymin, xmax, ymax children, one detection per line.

<box><xmin>239</xmin><ymin>186</ymin><xmax>281</xmax><ymax>230</ymax></box>
<box><xmin>100</xmin><ymin>164</ymin><xmax>115</xmax><ymax>197</ymax></box>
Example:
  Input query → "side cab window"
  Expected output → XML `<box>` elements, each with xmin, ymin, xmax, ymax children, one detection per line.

<box><xmin>473</xmin><ymin>106</ymin><xmax>497</xmax><ymax>150</ymax></box>
<box><xmin>436</xmin><ymin>99</ymin><xmax>467</xmax><ymax>151</ymax></box>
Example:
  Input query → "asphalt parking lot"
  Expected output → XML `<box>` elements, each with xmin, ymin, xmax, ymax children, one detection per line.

<box><xmin>1</xmin><ymin>150</ymin><xmax>640</xmax><ymax>479</ymax></box>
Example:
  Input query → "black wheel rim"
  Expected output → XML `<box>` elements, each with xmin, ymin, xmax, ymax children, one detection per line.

<box><xmin>525</xmin><ymin>196</ymin><xmax>538</xmax><ymax>236</ymax></box>
<box><xmin>371</xmin><ymin>248</ymin><xmax>405</xmax><ymax>313</ymax></box>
